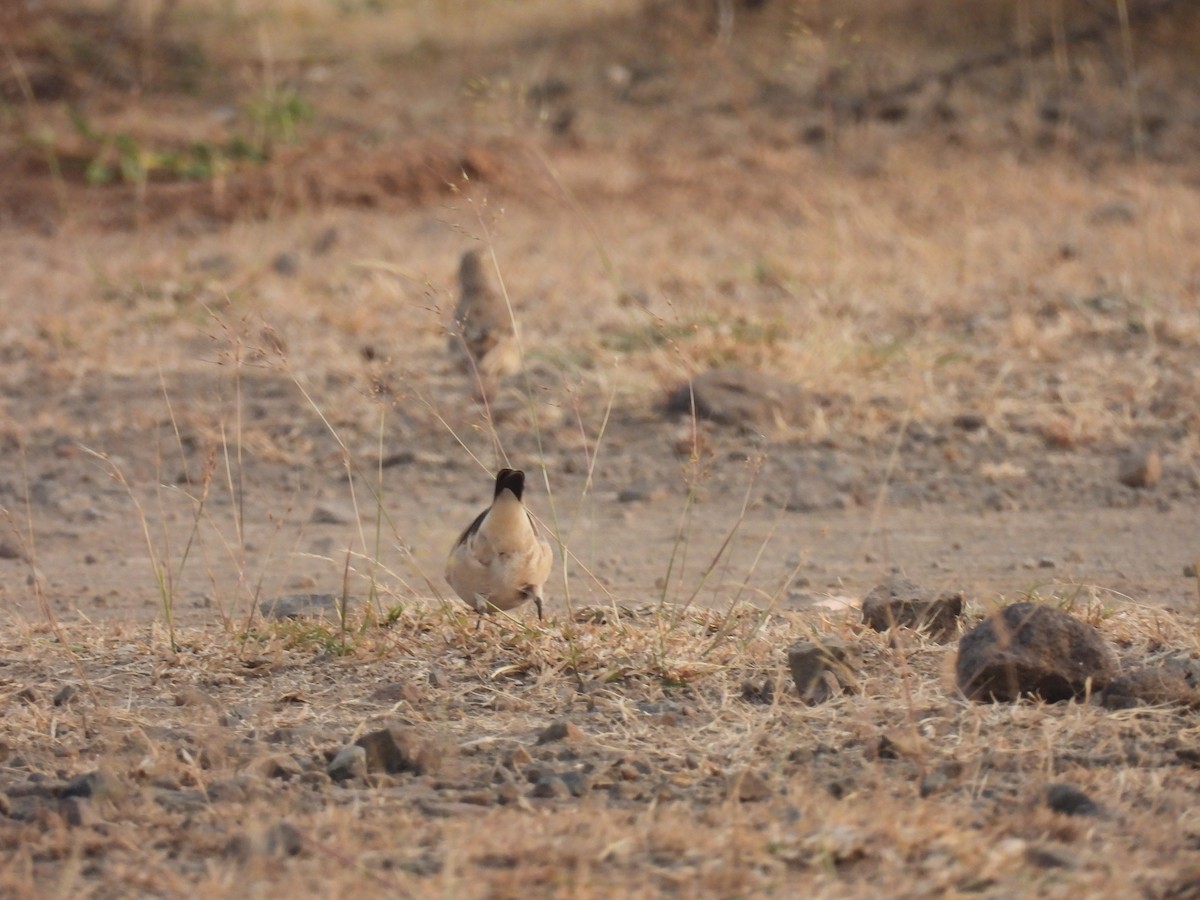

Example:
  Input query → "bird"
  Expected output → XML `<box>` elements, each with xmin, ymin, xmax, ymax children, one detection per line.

<box><xmin>445</xmin><ymin>468</ymin><xmax>553</xmax><ymax>623</ymax></box>
<box><xmin>449</xmin><ymin>249</ymin><xmax>520</xmax><ymax>385</ymax></box>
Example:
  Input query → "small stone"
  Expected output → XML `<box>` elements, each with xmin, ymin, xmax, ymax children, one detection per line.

<box><xmin>617</xmin><ymin>486</ymin><xmax>666</xmax><ymax>503</ymax></box>
<box><xmin>507</xmin><ymin>746</ymin><xmax>534</xmax><ymax>769</ymax></box>
<box><xmin>558</xmin><ymin>771</ymin><xmax>591</xmax><ymax>797</ymax></box>
<box><xmin>174</xmin><ymin>687</ymin><xmax>218</xmax><ymax>708</ymax></box>
<box><xmin>956</xmin><ymin>603</ymin><xmax>1117</xmax><ymax>702</ymax></box>
<box><xmin>311</xmin><ymin>227</ymin><xmax>339</xmax><ymax>255</ymax></box>
<box><xmin>1184</xmin><ymin>564</ymin><xmax>1197</xmax><ymax>578</ymax></box>
<box><xmin>355</xmin><ymin>725</ymin><xmax>435</xmax><ymax>775</ymax></box>
<box><xmin>530</xmin><ymin>776</ymin><xmax>571</xmax><ymax>799</ymax></box>
<box><xmin>861</xmin><ymin>574</ymin><xmax>964</xmax><ymax>641</ymax></box>
<box><xmin>952</xmin><ymin>413</ymin><xmax>987</xmax><ymax>431</ymax></box>
<box><xmin>53</xmin><ymin>685</ymin><xmax>76</xmax><ymax>706</ymax></box>
<box><xmin>1117</xmin><ymin>446</ymin><xmax>1162</xmax><ymax>489</ymax></box>
<box><xmin>787</xmin><ymin>637</ymin><xmax>859</xmax><ymax>704</ymax></box>
<box><xmin>536</xmin><ymin>721</ymin><xmax>584</xmax><ymax>745</ymax></box>
<box><xmin>327</xmin><ymin>745</ymin><xmax>367</xmax><ymax>782</ymax></box>
<box><xmin>272</xmin><ymin>252</ymin><xmax>301</xmax><ymax>276</ymax></box>
<box><xmin>1026</xmin><ymin>845</ymin><xmax>1076</xmax><ymax>869</ymax></box>
<box><xmin>1045</xmin><ymin>783</ymin><xmax>1100</xmax><ymax>817</ymax></box>
<box><xmin>259</xmin><ymin>593</ymin><xmax>348</xmax><ymax>620</ymax></box>
<box><xmin>248</xmin><ymin>754</ymin><xmax>303</xmax><ymax>780</ymax></box>
<box><xmin>1037</xmin><ymin>558</ymin><xmax>1056</xmax><ymax>569</ymax></box>
<box><xmin>61</xmin><ymin>769</ymin><xmax>122</xmax><ymax>801</ymax></box>
<box><xmin>59</xmin><ymin>796</ymin><xmax>101</xmax><ymax>827</ymax></box>
<box><xmin>266</xmin><ymin>821</ymin><xmax>305</xmax><ymax>857</ymax></box>
<box><xmin>733</xmin><ymin>769</ymin><xmax>771</xmax><ymax>802</ymax></box>
<box><xmin>0</xmin><ymin>541</ymin><xmax>21</xmax><ymax>560</ymax></box>
<box><xmin>310</xmin><ymin>502</ymin><xmax>356</xmax><ymax>525</ymax></box>
<box><xmin>1102</xmin><ymin>657</ymin><xmax>1200</xmax><ymax>710</ymax></box>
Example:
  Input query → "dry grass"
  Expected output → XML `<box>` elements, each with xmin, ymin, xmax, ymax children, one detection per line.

<box><xmin>2</xmin><ymin>597</ymin><xmax>1199</xmax><ymax>897</ymax></box>
<box><xmin>3</xmin><ymin>1</ymin><xmax>1200</xmax><ymax>896</ymax></box>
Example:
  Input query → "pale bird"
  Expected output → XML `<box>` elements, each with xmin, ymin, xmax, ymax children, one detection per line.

<box><xmin>450</xmin><ymin>250</ymin><xmax>520</xmax><ymax>383</ymax></box>
<box><xmin>445</xmin><ymin>468</ymin><xmax>553</xmax><ymax>622</ymax></box>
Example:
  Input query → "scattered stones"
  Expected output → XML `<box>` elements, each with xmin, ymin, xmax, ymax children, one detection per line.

<box><xmin>1045</xmin><ymin>783</ymin><xmax>1101</xmax><ymax>817</ymax></box>
<box><xmin>536</xmin><ymin>720</ymin><xmax>585</xmax><ymax>745</ymax></box>
<box><xmin>1102</xmin><ymin>657</ymin><xmax>1200</xmax><ymax>710</ymax></box>
<box><xmin>258</xmin><ymin>594</ymin><xmax>350</xmax><ymax>620</ymax></box>
<box><xmin>355</xmin><ymin>726</ymin><xmax>436</xmax><ymax>776</ymax></box>
<box><xmin>327</xmin><ymin>745</ymin><xmax>367</xmax><ymax>782</ymax></box>
<box><xmin>956</xmin><ymin>603</ymin><xmax>1117</xmax><ymax>702</ymax></box>
<box><xmin>787</xmin><ymin>636</ymin><xmax>860</xmax><ymax>704</ymax></box>
<box><xmin>665</xmin><ymin>367</ymin><xmax>806</xmax><ymax>431</ymax></box>
<box><xmin>1117</xmin><ymin>446</ymin><xmax>1162</xmax><ymax>489</ymax></box>
<box><xmin>860</xmin><ymin>574</ymin><xmax>964</xmax><ymax>641</ymax></box>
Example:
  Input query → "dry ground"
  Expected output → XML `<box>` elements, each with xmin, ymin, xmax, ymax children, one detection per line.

<box><xmin>2</xmin><ymin>0</ymin><xmax>1200</xmax><ymax>896</ymax></box>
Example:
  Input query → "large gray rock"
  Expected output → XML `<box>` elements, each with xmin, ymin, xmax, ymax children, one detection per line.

<box><xmin>861</xmin><ymin>574</ymin><xmax>964</xmax><ymax>641</ymax></box>
<box><xmin>956</xmin><ymin>603</ymin><xmax>1117</xmax><ymax>702</ymax></box>
<box><xmin>666</xmin><ymin>368</ymin><xmax>806</xmax><ymax>431</ymax></box>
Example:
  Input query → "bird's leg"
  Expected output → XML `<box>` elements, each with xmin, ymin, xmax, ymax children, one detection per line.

<box><xmin>473</xmin><ymin>595</ymin><xmax>489</xmax><ymax>631</ymax></box>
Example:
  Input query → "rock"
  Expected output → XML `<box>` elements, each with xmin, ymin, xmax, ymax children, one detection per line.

<box><xmin>355</xmin><ymin>726</ymin><xmax>435</xmax><ymax>775</ymax></box>
<box><xmin>732</xmin><ymin>769</ymin><xmax>771</xmax><ymax>802</ymax></box>
<box><xmin>860</xmin><ymin>574</ymin><xmax>964</xmax><ymax>641</ymax></box>
<box><xmin>1026</xmin><ymin>844</ymin><xmax>1077</xmax><ymax>869</ymax></box>
<box><xmin>558</xmin><ymin>771</ymin><xmax>591</xmax><ymax>798</ymax></box>
<box><xmin>258</xmin><ymin>593</ymin><xmax>349</xmax><ymax>620</ymax></box>
<box><xmin>536</xmin><ymin>720</ymin><xmax>585</xmax><ymax>745</ymax></box>
<box><xmin>1117</xmin><ymin>446</ymin><xmax>1162</xmax><ymax>489</ymax></box>
<box><xmin>52</xmin><ymin>685</ymin><xmax>76</xmax><ymax>706</ymax></box>
<box><xmin>787</xmin><ymin>637</ymin><xmax>860</xmax><ymax>704</ymax></box>
<box><xmin>272</xmin><ymin>252</ymin><xmax>301</xmax><ymax>276</ymax></box>
<box><xmin>310</xmin><ymin>501</ymin><xmax>357</xmax><ymax>525</ymax></box>
<box><xmin>665</xmin><ymin>367</ymin><xmax>806</xmax><ymax>431</ymax></box>
<box><xmin>530</xmin><ymin>776</ymin><xmax>571</xmax><ymax>799</ymax></box>
<box><xmin>1045</xmin><ymin>783</ymin><xmax>1101</xmax><ymax>817</ymax></box>
<box><xmin>327</xmin><ymin>745</ymin><xmax>367</xmax><ymax>782</ymax></box>
<box><xmin>956</xmin><ymin>603</ymin><xmax>1117</xmax><ymax>702</ymax></box>
<box><xmin>311</xmin><ymin>227</ymin><xmax>339</xmax><ymax>255</ymax></box>
<box><xmin>59</xmin><ymin>796</ymin><xmax>101</xmax><ymax>827</ymax></box>
<box><xmin>1102</xmin><ymin>657</ymin><xmax>1200</xmax><ymax>709</ymax></box>
<box><xmin>248</xmin><ymin>754</ymin><xmax>303</xmax><ymax>780</ymax></box>
<box><xmin>952</xmin><ymin>412</ymin><xmax>987</xmax><ymax>431</ymax></box>
<box><xmin>0</xmin><ymin>541</ymin><xmax>21</xmax><ymax>560</ymax></box>
<box><xmin>61</xmin><ymin>769</ymin><xmax>123</xmax><ymax>801</ymax></box>
<box><xmin>266</xmin><ymin>821</ymin><xmax>305</xmax><ymax>857</ymax></box>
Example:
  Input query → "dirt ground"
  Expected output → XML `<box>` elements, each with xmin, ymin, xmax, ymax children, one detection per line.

<box><xmin>2</xmin><ymin>1</ymin><xmax>1200</xmax><ymax>896</ymax></box>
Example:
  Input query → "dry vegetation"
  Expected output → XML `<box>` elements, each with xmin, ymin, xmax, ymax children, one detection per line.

<box><xmin>3</xmin><ymin>0</ymin><xmax>1200</xmax><ymax>896</ymax></box>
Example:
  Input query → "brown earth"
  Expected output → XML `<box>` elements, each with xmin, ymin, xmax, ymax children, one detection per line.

<box><xmin>2</xmin><ymin>1</ymin><xmax>1200</xmax><ymax>896</ymax></box>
